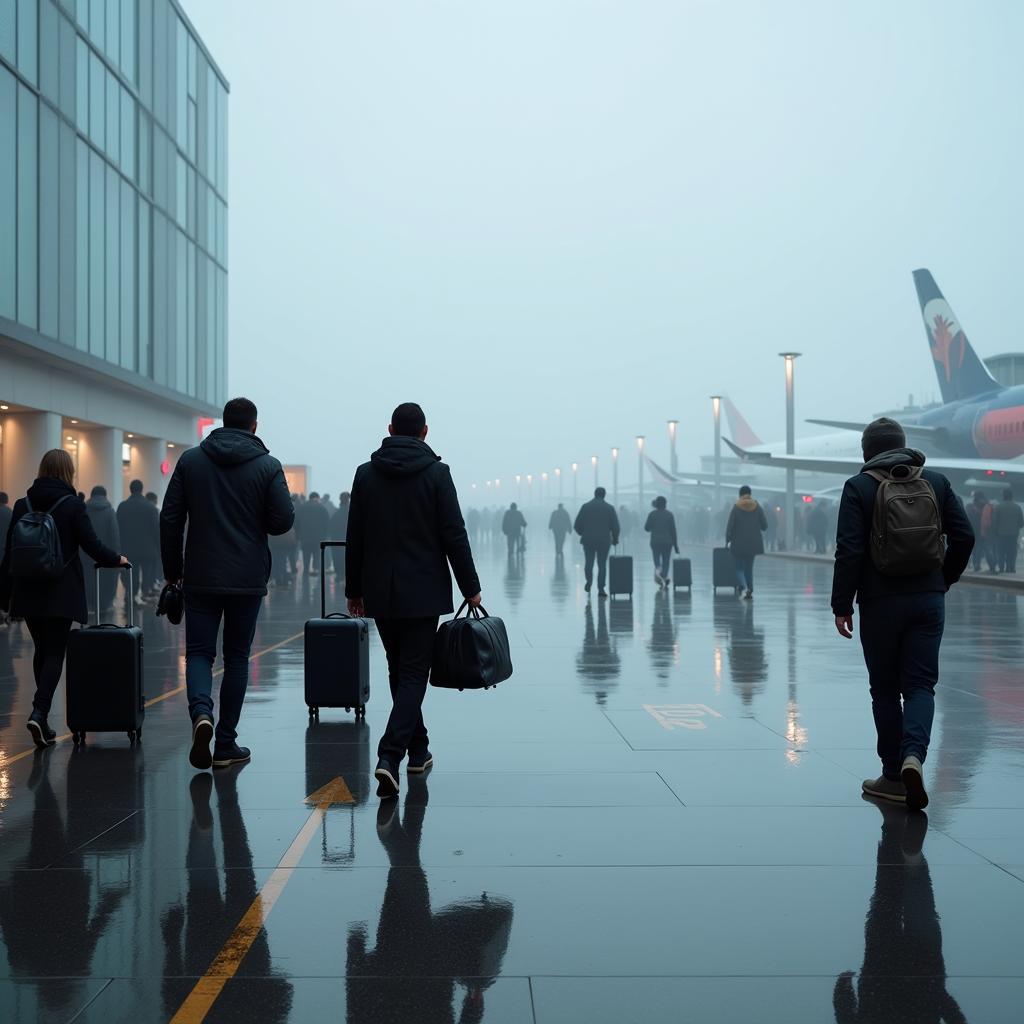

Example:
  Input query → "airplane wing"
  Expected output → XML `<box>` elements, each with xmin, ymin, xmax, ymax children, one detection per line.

<box><xmin>805</xmin><ymin>419</ymin><xmax>947</xmax><ymax>445</ymax></box>
<box><xmin>724</xmin><ymin>438</ymin><xmax>1024</xmax><ymax>484</ymax></box>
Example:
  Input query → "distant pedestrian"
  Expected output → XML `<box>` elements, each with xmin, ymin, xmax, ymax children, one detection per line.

<box><xmin>301</xmin><ymin>493</ymin><xmax>330</xmax><ymax>575</ymax></box>
<box><xmin>117</xmin><ymin>479</ymin><xmax>160</xmax><ymax>605</ymax></box>
<box><xmin>161</xmin><ymin>397</ymin><xmax>295</xmax><ymax>770</ymax></box>
<box><xmin>0</xmin><ymin>493</ymin><xmax>9</xmax><ymax>626</ymax></box>
<box><xmin>994</xmin><ymin>488</ymin><xmax>1023</xmax><ymax>574</ymax></box>
<box><xmin>725</xmin><ymin>485</ymin><xmax>767</xmax><ymax>599</ymax></box>
<box><xmin>574</xmin><ymin>487</ymin><xmax>620</xmax><ymax>598</ymax></box>
<box><xmin>0</xmin><ymin>450</ymin><xmax>128</xmax><ymax>747</ymax></box>
<box><xmin>966</xmin><ymin>490</ymin><xmax>996</xmax><ymax>572</ymax></box>
<box><xmin>832</xmin><ymin>418</ymin><xmax>973</xmax><ymax>811</ymax></box>
<box><xmin>644</xmin><ymin>496</ymin><xmax>678</xmax><ymax>589</ymax></box>
<box><xmin>81</xmin><ymin>485</ymin><xmax>121</xmax><ymax>613</ymax></box>
<box><xmin>807</xmin><ymin>501</ymin><xmax>828</xmax><ymax>554</ymax></box>
<box><xmin>548</xmin><ymin>503</ymin><xmax>572</xmax><ymax>558</ymax></box>
<box><xmin>502</xmin><ymin>503</ymin><xmax>527</xmax><ymax>558</ymax></box>
<box><xmin>329</xmin><ymin>492</ymin><xmax>351</xmax><ymax>575</ymax></box>
<box><xmin>467</xmin><ymin>507</ymin><xmax>481</xmax><ymax>542</ymax></box>
<box><xmin>345</xmin><ymin>402</ymin><xmax>481</xmax><ymax>799</ymax></box>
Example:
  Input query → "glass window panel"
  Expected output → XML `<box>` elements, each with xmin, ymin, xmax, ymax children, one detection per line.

<box><xmin>217</xmin><ymin>268</ymin><xmax>225</xmax><ymax>403</ymax></box>
<box><xmin>75</xmin><ymin>136</ymin><xmax>88</xmax><ymax>348</ymax></box>
<box><xmin>88</xmin><ymin>147</ymin><xmax>104</xmax><ymax>356</ymax></box>
<box><xmin>151</xmin><ymin>0</ymin><xmax>165</xmax><ymax>125</ymax></box>
<box><xmin>216</xmin><ymin>82</ymin><xmax>226</xmax><ymax>196</ymax></box>
<box><xmin>88</xmin><ymin>49</ymin><xmax>103</xmax><ymax>145</ymax></box>
<box><xmin>186</xmin><ymin>239</ymin><xmax>195</xmax><ymax>393</ymax></box>
<box><xmin>151</xmin><ymin>210</ymin><xmax>165</xmax><ymax>384</ymax></box>
<box><xmin>105</xmin><ymin>66</ymin><xmax>118</xmax><ymax>163</ymax></box>
<box><xmin>39</xmin><ymin>104</ymin><xmax>60</xmax><ymax>339</ymax></box>
<box><xmin>40</xmin><ymin>0</ymin><xmax>58</xmax><ymax>102</ymax></box>
<box><xmin>59</xmin><ymin>120</ymin><xmax>76</xmax><ymax>345</ymax></box>
<box><xmin>187</xmin><ymin>95</ymin><xmax>195</xmax><ymax>160</ymax></box>
<box><xmin>175</xmin><ymin>229</ymin><xmax>186</xmax><ymax>391</ymax></box>
<box><xmin>137</xmin><ymin>195</ymin><xmax>149</xmax><ymax>375</ymax></box>
<box><xmin>174</xmin><ymin>16</ymin><xmax>185</xmax><ymax>146</ymax></box>
<box><xmin>18</xmin><ymin>0</ymin><xmax>39</xmax><ymax>86</ymax></box>
<box><xmin>0</xmin><ymin>68</ymin><xmax>15</xmax><ymax>320</ymax></box>
<box><xmin>58</xmin><ymin>13</ymin><xmax>75</xmax><ymax>117</ymax></box>
<box><xmin>205</xmin><ymin>255</ymin><xmax>214</xmax><ymax>401</ymax></box>
<box><xmin>205</xmin><ymin>65</ymin><xmax>215</xmax><ymax>185</ymax></box>
<box><xmin>75</xmin><ymin>34</ymin><xmax>87</xmax><ymax>127</ymax></box>
<box><xmin>187</xmin><ymin>31</ymin><xmax>195</xmax><ymax>97</ymax></box>
<box><xmin>186</xmin><ymin>163</ymin><xmax>194</xmax><ymax>236</ymax></box>
<box><xmin>103</xmin><ymin>0</ymin><xmax>115</xmax><ymax>62</ymax></box>
<box><xmin>120</xmin><ymin>178</ymin><xmax>133</xmax><ymax>368</ymax></box>
<box><xmin>75</xmin><ymin>0</ymin><xmax>85</xmax><ymax>27</ymax></box>
<box><xmin>17</xmin><ymin>85</ymin><xmax>38</xmax><ymax>330</ymax></box>
<box><xmin>119</xmin><ymin>0</ymin><xmax>132</xmax><ymax>79</ymax></box>
<box><xmin>152</xmin><ymin>123</ymin><xmax>166</xmax><ymax>207</ymax></box>
<box><xmin>119</xmin><ymin>84</ymin><xmax>133</xmax><ymax>178</ymax></box>
<box><xmin>105</xmin><ymin>162</ymin><xmax>118</xmax><ymax>362</ymax></box>
<box><xmin>175</xmin><ymin>150</ymin><xmax>185</xmax><ymax>227</ymax></box>
<box><xmin>0</xmin><ymin>0</ymin><xmax>13</xmax><ymax>64</ymax></box>
<box><xmin>88</xmin><ymin>0</ymin><xmax>102</xmax><ymax>49</ymax></box>
<box><xmin>137</xmin><ymin>108</ymin><xmax>149</xmax><ymax>193</ymax></box>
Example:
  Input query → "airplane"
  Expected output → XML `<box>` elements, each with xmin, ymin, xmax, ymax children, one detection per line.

<box><xmin>724</xmin><ymin>269</ymin><xmax>1024</xmax><ymax>488</ymax></box>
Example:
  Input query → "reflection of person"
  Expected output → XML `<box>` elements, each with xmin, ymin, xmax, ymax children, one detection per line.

<box><xmin>347</xmin><ymin>781</ymin><xmax>514</xmax><ymax>1023</ymax></box>
<box><xmin>727</xmin><ymin>601</ymin><xmax>767</xmax><ymax>706</ymax></box>
<box><xmin>833</xmin><ymin>805</ymin><xmax>966</xmax><ymax>1024</ymax></box>
<box><xmin>574</xmin><ymin>488</ymin><xmax>620</xmax><ymax>598</ymax></box>
<box><xmin>644</xmin><ymin>496</ymin><xmax>678</xmax><ymax>589</ymax></box>
<box><xmin>575</xmin><ymin>600</ymin><xmax>620</xmax><ymax>703</ymax></box>
<box><xmin>548</xmin><ymin>504</ymin><xmax>572</xmax><ymax>558</ymax></box>
<box><xmin>725</xmin><ymin>485</ymin><xmax>767</xmax><ymax>599</ymax></box>
<box><xmin>647</xmin><ymin>590</ymin><xmax>677</xmax><ymax>680</ymax></box>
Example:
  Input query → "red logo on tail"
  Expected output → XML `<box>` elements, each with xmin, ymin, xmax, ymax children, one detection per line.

<box><xmin>930</xmin><ymin>314</ymin><xmax>965</xmax><ymax>383</ymax></box>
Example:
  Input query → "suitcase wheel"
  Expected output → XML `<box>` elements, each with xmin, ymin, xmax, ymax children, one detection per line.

<box><xmin>128</xmin><ymin>728</ymin><xmax>142</xmax><ymax>743</ymax></box>
<box><xmin>308</xmin><ymin>706</ymin><xmax>319</xmax><ymax>718</ymax></box>
<box><xmin>72</xmin><ymin>731</ymin><xmax>85</xmax><ymax>745</ymax></box>
<box><xmin>355</xmin><ymin>705</ymin><xmax>366</xmax><ymax>719</ymax></box>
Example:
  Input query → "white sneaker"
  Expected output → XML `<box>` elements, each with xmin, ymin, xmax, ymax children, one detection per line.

<box><xmin>134</xmin><ymin>595</ymin><xmax>148</xmax><ymax>607</ymax></box>
<box><xmin>654</xmin><ymin>570</ymin><xmax>663</xmax><ymax>586</ymax></box>
<box><xmin>901</xmin><ymin>756</ymin><xmax>928</xmax><ymax>810</ymax></box>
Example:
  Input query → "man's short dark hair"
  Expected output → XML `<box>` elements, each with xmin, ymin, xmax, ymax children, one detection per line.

<box><xmin>739</xmin><ymin>485</ymin><xmax>751</xmax><ymax>497</ymax></box>
<box><xmin>309</xmin><ymin>491</ymin><xmax>320</xmax><ymax>500</ymax></box>
<box><xmin>862</xmin><ymin>417</ymin><xmax>906</xmax><ymax>461</ymax></box>
<box><xmin>146</xmin><ymin>491</ymin><xmax>158</xmax><ymax>502</ymax></box>
<box><xmin>223</xmin><ymin>397</ymin><xmax>258</xmax><ymax>430</ymax></box>
<box><xmin>595</xmin><ymin>487</ymin><xmax>606</xmax><ymax>499</ymax></box>
<box><xmin>90</xmin><ymin>485</ymin><xmax>107</xmax><ymax>497</ymax></box>
<box><xmin>391</xmin><ymin>402</ymin><xmax>426</xmax><ymax>437</ymax></box>
<box><xmin>0</xmin><ymin>492</ymin><xmax>7</xmax><ymax>504</ymax></box>
<box><xmin>129</xmin><ymin>479</ymin><xmax>143</xmax><ymax>494</ymax></box>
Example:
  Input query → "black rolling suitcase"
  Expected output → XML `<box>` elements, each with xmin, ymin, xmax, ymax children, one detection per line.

<box><xmin>713</xmin><ymin>547</ymin><xmax>737</xmax><ymax>592</ymax></box>
<box><xmin>66</xmin><ymin>566</ymin><xmax>145</xmax><ymax>745</ymax></box>
<box><xmin>672</xmin><ymin>557</ymin><xmax>692</xmax><ymax>591</ymax></box>
<box><xmin>305</xmin><ymin>541</ymin><xmax>370</xmax><ymax>719</ymax></box>
<box><xmin>608</xmin><ymin>554</ymin><xmax>633</xmax><ymax>599</ymax></box>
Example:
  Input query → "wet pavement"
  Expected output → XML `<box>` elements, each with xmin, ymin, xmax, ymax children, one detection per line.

<box><xmin>1</xmin><ymin>539</ymin><xmax>1024</xmax><ymax>1022</ymax></box>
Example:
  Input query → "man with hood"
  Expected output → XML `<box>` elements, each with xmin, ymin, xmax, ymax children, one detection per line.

<box><xmin>345</xmin><ymin>402</ymin><xmax>481</xmax><ymax>800</ymax></box>
<box><xmin>81</xmin><ymin>485</ymin><xmax>121</xmax><ymax>613</ymax></box>
<box><xmin>548</xmin><ymin>503</ymin><xmax>572</xmax><ymax>558</ymax></box>
<box><xmin>832</xmin><ymin>417</ymin><xmax>973</xmax><ymax>811</ymax></box>
<box><xmin>725</xmin><ymin>486</ymin><xmax>767</xmax><ymax>599</ymax></box>
<box><xmin>161</xmin><ymin>397</ymin><xmax>294</xmax><ymax>771</ymax></box>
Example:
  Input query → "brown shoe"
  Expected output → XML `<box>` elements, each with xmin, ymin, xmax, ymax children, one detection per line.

<box><xmin>862</xmin><ymin>775</ymin><xmax>906</xmax><ymax>803</ymax></box>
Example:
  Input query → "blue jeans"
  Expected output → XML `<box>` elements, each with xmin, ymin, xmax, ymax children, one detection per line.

<box><xmin>652</xmin><ymin>544</ymin><xmax>672</xmax><ymax>579</ymax></box>
<box><xmin>583</xmin><ymin>542</ymin><xmax>611</xmax><ymax>590</ymax></box>
<box><xmin>859</xmin><ymin>592</ymin><xmax>944</xmax><ymax>779</ymax></box>
<box><xmin>185</xmin><ymin>592</ymin><xmax>263</xmax><ymax>747</ymax></box>
<box><xmin>733</xmin><ymin>552</ymin><xmax>755</xmax><ymax>591</ymax></box>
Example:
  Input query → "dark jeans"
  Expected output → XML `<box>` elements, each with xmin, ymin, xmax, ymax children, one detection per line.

<box><xmin>375</xmin><ymin>616</ymin><xmax>438</xmax><ymax>765</ymax></box>
<box><xmin>859</xmin><ymin>592</ymin><xmax>944</xmax><ymax>779</ymax></box>
<box><xmin>997</xmin><ymin>534</ymin><xmax>1019</xmax><ymax>573</ymax></box>
<box><xmin>733</xmin><ymin>552</ymin><xmax>756</xmax><ymax>591</ymax></box>
<box><xmin>652</xmin><ymin>544</ymin><xmax>672</xmax><ymax>579</ymax></box>
<box><xmin>25</xmin><ymin>617</ymin><xmax>74</xmax><ymax>715</ymax></box>
<box><xmin>185</xmin><ymin>592</ymin><xmax>263</xmax><ymax>746</ymax></box>
<box><xmin>553</xmin><ymin>531</ymin><xmax>567</xmax><ymax>556</ymax></box>
<box><xmin>583</xmin><ymin>541</ymin><xmax>611</xmax><ymax>589</ymax></box>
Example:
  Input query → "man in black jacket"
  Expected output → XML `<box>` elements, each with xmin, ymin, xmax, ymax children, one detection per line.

<box><xmin>346</xmin><ymin>403</ymin><xmax>481</xmax><ymax>799</ymax></box>
<box><xmin>574</xmin><ymin>488</ymin><xmax>620</xmax><ymax>597</ymax></box>
<box><xmin>82</xmin><ymin>485</ymin><xmax>121</xmax><ymax>613</ymax></box>
<box><xmin>832</xmin><ymin>418</ymin><xmax>973</xmax><ymax>811</ymax></box>
<box><xmin>161</xmin><ymin>397</ymin><xmax>295</xmax><ymax>771</ymax></box>
<box><xmin>117</xmin><ymin>478</ymin><xmax>160</xmax><ymax>604</ymax></box>
<box><xmin>301</xmin><ymin>492</ymin><xmax>330</xmax><ymax>576</ymax></box>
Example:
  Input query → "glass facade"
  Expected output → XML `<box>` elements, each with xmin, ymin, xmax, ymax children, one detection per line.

<box><xmin>0</xmin><ymin>0</ymin><xmax>228</xmax><ymax>408</ymax></box>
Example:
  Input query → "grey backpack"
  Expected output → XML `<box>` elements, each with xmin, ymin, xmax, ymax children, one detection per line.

<box><xmin>866</xmin><ymin>466</ymin><xmax>945</xmax><ymax>576</ymax></box>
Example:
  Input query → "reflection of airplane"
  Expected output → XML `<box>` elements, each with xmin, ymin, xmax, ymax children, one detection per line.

<box><xmin>727</xmin><ymin>270</ymin><xmax>1024</xmax><ymax>487</ymax></box>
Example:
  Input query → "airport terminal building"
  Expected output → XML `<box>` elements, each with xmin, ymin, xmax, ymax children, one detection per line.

<box><xmin>0</xmin><ymin>0</ymin><xmax>228</xmax><ymax>501</ymax></box>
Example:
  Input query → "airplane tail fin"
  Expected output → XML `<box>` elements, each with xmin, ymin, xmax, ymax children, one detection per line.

<box><xmin>913</xmin><ymin>269</ymin><xmax>1001</xmax><ymax>403</ymax></box>
<box><xmin>722</xmin><ymin>396</ymin><xmax>763</xmax><ymax>448</ymax></box>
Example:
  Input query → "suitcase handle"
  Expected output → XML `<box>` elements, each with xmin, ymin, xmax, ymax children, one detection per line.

<box><xmin>95</xmin><ymin>564</ymin><xmax>134</xmax><ymax>628</ymax></box>
<box><xmin>453</xmin><ymin>599</ymin><xmax>489</xmax><ymax>620</ymax></box>
<box><xmin>319</xmin><ymin>541</ymin><xmax>345</xmax><ymax>619</ymax></box>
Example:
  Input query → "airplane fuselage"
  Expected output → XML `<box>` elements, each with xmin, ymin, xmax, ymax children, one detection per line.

<box><xmin>912</xmin><ymin>387</ymin><xmax>1024</xmax><ymax>460</ymax></box>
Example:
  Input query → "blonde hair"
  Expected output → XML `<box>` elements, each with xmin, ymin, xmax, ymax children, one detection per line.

<box><xmin>38</xmin><ymin>449</ymin><xmax>76</xmax><ymax>489</ymax></box>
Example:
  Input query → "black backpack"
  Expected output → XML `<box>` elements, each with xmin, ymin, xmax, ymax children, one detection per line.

<box><xmin>866</xmin><ymin>466</ymin><xmax>945</xmax><ymax>576</ymax></box>
<box><xmin>8</xmin><ymin>494</ymin><xmax>73</xmax><ymax>581</ymax></box>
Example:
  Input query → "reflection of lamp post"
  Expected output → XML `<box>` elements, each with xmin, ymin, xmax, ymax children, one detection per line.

<box><xmin>636</xmin><ymin>436</ymin><xmax>646</xmax><ymax>514</ymax></box>
<box><xmin>611</xmin><ymin>447</ymin><xmax>619</xmax><ymax>508</ymax></box>
<box><xmin>555</xmin><ymin>467</ymin><xmax>562</xmax><ymax>499</ymax></box>
<box><xmin>667</xmin><ymin>419</ymin><xmax>679</xmax><ymax>510</ymax></box>
<box><xmin>572</xmin><ymin>462</ymin><xmax>579</xmax><ymax>503</ymax></box>
<box><xmin>710</xmin><ymin>396</ymin><xmax>722</xmax><ymax>515</ymax></box>
<box><xmin>779</xmin><ymin>353</ymin><xmax>801</xmax><ymax>550</ymax></box>
<box><xmin>591</xmin><ymin>455</ymin><xmax>598</xmax><ymax>490</ymax></box>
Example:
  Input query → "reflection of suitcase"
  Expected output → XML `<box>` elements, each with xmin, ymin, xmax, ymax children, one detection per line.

<box><xmin>66</xmin><ymin>566</ymin><xmax>145</xmax><ymax>744</ymax></box>
<box><xmin>609</xmin><ymin>555</ymin><xmax>633</xmax><ymax>598</ymax></box>
<box><xmin>672</xmin><ymin>558</ymin><xmax>692</xmax><ymax>590</ymax></box>
<box><xmin>713</xmin><ymin>547</ymin><xmax>736</xmax><ymax>591</ymax></box>
<box><xmin>305</xmin><ymin>542</ymin><xmax>370</xmax><ymax>718</ymax></box>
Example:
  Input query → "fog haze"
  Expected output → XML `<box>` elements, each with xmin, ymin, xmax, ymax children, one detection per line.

<box><xmin>185</xmin><ymin>0</ymin><xmax>1024</xmax><ymax>491</ymax></box>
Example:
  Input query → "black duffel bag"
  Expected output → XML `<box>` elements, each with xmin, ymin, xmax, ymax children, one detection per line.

<box><xmin>431</xmin><ymin>601</ymin><xmax>513</xmax><ymax>691</ymax></box>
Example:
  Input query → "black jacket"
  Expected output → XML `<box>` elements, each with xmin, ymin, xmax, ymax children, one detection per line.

<box><xmin>574</xmin><ymin>498</ymin><xmax>620</xmax><ymax>546</ymax></box>
<box><xmin>116</xmin><ymin>492</ymin><xmax>158</xmax><ymax>559</ymax></box>
<box><xmin>160</xmin><ymin>428</ymin><xmax>295</xmax><ymax>595</ymax></box>
<box><xmin>345</xmin><ymin>436</ymin><xmax>480</xmax><ymax>618</ymax></box>
<box><xmin>725</xmin><ymin>497</ymin><xmax>767</xmax><ymax>557</ymax></box>
<box><xmin>830</xmin><ymin>449</ymin><xmax>974</xmax><ymax>616</ymax></box>
<box><xmin>993</xmin><ymin>498</ymin><xmax>1024</xmax><ymax>538</ymax></box>
<box><xmin>0</xmin><ymin>478</ymin><xmax>121</xmax><ymax>622</ymax></box>
<box><xmin>0</xmin><ymin>504</ymin><xmax>11</xmax><ymax>554</ymax></box>
<box><xmin>79</xmin><ymin>496</ymin><xmax>121</xmax><ymax>575</ymax></box>
<box><xmin>548</xmin><ymin>507</ymin><xmax>572</xmax><ymax>536</ymax></box>
<box><xmin>300</xmin><ymin>499</ymin><xmax>330</xmax><ymax>545</ymax></box>
<box><xmin>644</xmin><ymin>508</ymin><xmax>678</xmax><ymax>549</ymax></box>
<box><xmin>502</xmin><ymin>509</ymin><xmax>526</xmax><ymax>536</ymax></box>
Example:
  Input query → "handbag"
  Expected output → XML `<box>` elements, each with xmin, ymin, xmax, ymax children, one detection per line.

<box><xmin>430</xmin><ymin>601</ymin><xmax>513</xmax><ymax>691</ymax></box>
<box><xmin>156</xmin><ymin>582</ymin><xmax>184</xmax><ymax>625</ymax></box>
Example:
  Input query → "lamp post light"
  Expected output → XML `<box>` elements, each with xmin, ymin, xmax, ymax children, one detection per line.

<box><xmin>636</xmin><ymin>436</ymin><xmax>646</xmax><ymax>514</ymax></box>
<box><xmin>526</xmin><ymin>473</ymin><xmax>533</xmax><ymax>508</ymax></box>
<box><xmin>779</xmin><ymin>352</ymin><xmax>802</xmax><ymax>550</ymax></box>
<box><xmin>667</xmin><ymin>419</ymin><xmax>679</xmax><ymax>510</ymax></box>
<box><xmin>541</xmin><ymin>471</ymin><xmax>548</xmax><ymax>504</ymax></box>
<box><xmin>555</xmin><ymin>467</ymin><xmax>562</xmax><ymax>499</ymax></box>
<box><xmin>591</xmin><ymin>455</ymin><xmax>598</xmax><ymax>490</ymax></box>
<box><xmin>515</xmin><ymin>473</ymin><xmax>522</xmax><ymax>503</ymax></box>
<box><xmin>611</xmin><ymin>447</ymin><xmax>620</xmax><ymax>509</ymax></box>
<box><xmin>572</xmin><ymin>462</ymin><xmax>579</xmax><ymax>503</ymax></box>
<box><xmin>710</xmin><ymin>396</ymin><xmax>722</xmax><ymax>515</ymax></box>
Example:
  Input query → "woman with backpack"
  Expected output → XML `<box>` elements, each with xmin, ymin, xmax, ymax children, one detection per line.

<box><xmin>644</xmin><ymin>496</ymin><xmax>679</xmax><ymax>589</ymax></box>
<box><xmin>0</xmin><ymin>449</ymin><xmax>128</xmax><ymax>749</ymax></box>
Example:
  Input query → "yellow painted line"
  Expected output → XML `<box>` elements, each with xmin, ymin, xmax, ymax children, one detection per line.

<box><xmin>0</xmin><ymin>628</ymin><xmax>305</xmax><ymax>768</ymax></box>
<box><xmin>170</xmin><ymin>777</ymin><xmax>354</xmax><ymax>1024</ymax></box>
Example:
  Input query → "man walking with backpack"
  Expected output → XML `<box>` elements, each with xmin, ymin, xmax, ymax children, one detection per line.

<box><xmin>832</xmin><ymin>418</ymin><xmax>973</xmax><ymax>810</ymax></box>
<box><xmin>161</xmin><ymin>398</ymin><xmax>294</xmax><ymax>770</ymax></box>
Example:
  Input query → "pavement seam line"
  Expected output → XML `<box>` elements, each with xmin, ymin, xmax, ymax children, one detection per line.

<box><xmin>0</xmin><ymin>629</ymin><xmax>304</xmax><ymax>768</ymax></box>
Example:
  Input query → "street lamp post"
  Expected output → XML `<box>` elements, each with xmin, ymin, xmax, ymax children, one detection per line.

<box><xmin>591</xmin><ymin>455</ymin><xmax>598</xmax><ymax>490</ymax></box>
<box><xmin>555</xmin><ymin>467</ymin><xmax>562</xmax><ymax>499</ymax></box>
<box><xmin>710</xmin><ymin>396</ymin><xmax>722</xmax><ymax>516</ymax></box>
<box><xmin>779</xmin><ymin>353</ymin><xmax>802</xmax><ymax>550</ymax></box>
<box><xmin>636</xmin><ymin>436</ymin><xmax>646</xmax><ymax>515</ymax></box>
<box><xmin>572</xmin><ymin>462</ymin><xmax>579</xmax><ymax>503</ymax></box>
<box><xmin>515</xmin><ymin>473</ymin><xmax>522</xmax><ymax>504</ymax></box>
<box><xmin>541</xmin><ymin>471</ymin><xmax>548</xmax><ymax>504</ymax></box>
<box><xmin>667</xmin><ymin>419</ymin><xmax>679</xmax><ymax>510</ymax></box>
<box><xmin>611</xmin><ymin>447</ymin><xmax>619</xmax><ymax>509</ymax></box>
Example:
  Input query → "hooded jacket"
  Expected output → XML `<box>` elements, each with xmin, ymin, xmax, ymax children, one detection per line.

<box><xmin>644</xmin><ymin>507</ymin><xmax>678</xmax><ymax>549</ymax></box>
<box><xmin>726</xmin><ymin>495</ymin><xmax>768</xmax><ymax>557</ymax></box>
<box><xmin>160</xmin><ymin>428</ymin><xmax>294</xmax><ymax>595</ymax></box>
<box><xmin>0</xmin><ymin>478</ymin><xmax>121</xmax><ymax>622</ymax></box>
<box><xmin>831</xmin><ymin>448</ymin><xmax>974</xmax><ymax>616</ymax></box>
<box><xmin>345</xmin><ymin>436</ymin><xmax>480</xmax><ymax>618</ymax></box>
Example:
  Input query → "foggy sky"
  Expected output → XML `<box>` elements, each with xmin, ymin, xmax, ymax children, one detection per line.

<box><xmin>186</xmin><ymin>0</ymin><xmax>1024</xmax><ymax>497</ymax></box>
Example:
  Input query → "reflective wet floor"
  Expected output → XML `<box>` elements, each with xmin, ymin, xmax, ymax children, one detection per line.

<box><xmin>2</xmin><ymin>541</ymin><xmax>1024</xmax><ymax>1022</ymax></box>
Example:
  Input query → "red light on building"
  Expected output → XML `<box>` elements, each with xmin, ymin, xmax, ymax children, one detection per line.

<box><xmin>802</xmin><ymin>495</ymin><xmax>814</xmax><ymax>503</ymax></box>
<box><xmin>986</xmin><ymin>470</ymin><xmax>994</xmax><ymax>476</ymax></box>
<box><xmin>161</xmin><ymin>459</ymin><xmax>170</xmax><ymax>475</ymax></box>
